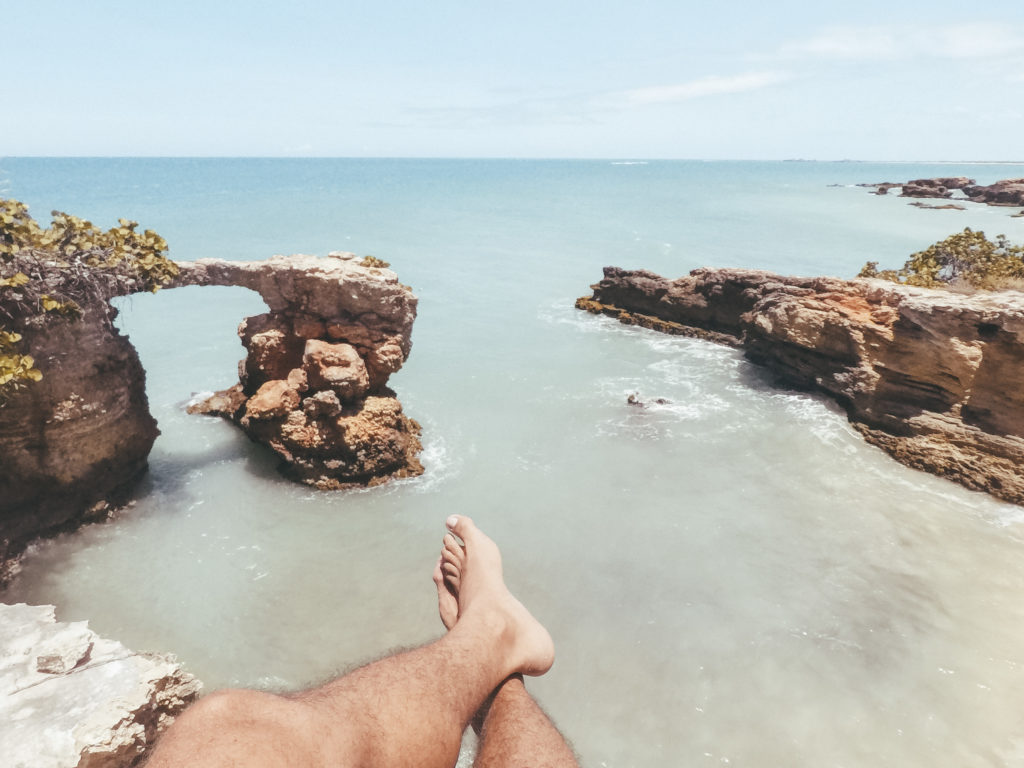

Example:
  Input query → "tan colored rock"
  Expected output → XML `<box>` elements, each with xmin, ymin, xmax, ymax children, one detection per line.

<box><xmin>286</xmin><ymin>367</ymin><xmax>309</xmax><ymax>393</ymax></box>
<box><xmin>579</xmin><ymin>266</ymin><xmax>1024</xmax><ymax>505</ymax></box>
<box><xmin>303</xmin><ymin>340</ymin><xmax>371</xmax><ymax>402</ymax></box>
<box><xmin>186</xmin><ymin>384</ymin><xmax>247</xmax><ymax>418</ymax></box>
<box><xmin>244</xmin><ymin>380</ymin><xmax>301</xmax><ymax>421</ymax></box>
<box><xmin>0</xmin><ymin>603</ymin><xmax>200</xmax><ymax>768</ymax></box>
<box><xmin>365</xmin><ymin>337</ymin><xmax>407</xmax><ymax>389</ymax></box>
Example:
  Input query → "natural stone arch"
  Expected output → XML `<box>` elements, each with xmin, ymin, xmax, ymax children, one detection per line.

<box><xmin>170</xmin><ymin>253</ymin><xmax>423</xmax><ymax>489</ymax></box>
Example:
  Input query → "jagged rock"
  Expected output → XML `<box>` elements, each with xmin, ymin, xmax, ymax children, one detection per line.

<box><xmin>963</xmin><ymin>179</ymin><xmax>1024</xmax><ymax>207</ymax></box>
<box><xmin>186</xmin><ymin>384</ymin><xmax>247</xmax><ymax>419</ymax></box>
<box><xmin>899</xmin><ymin>177</ymin><xmax>974</xmax><ymax>199</ymax></box>
<box><xmin>578</xmin><ymin>266</ymin><xmax>1024</xmax><ymax>505</ymax></box>
<box><xmin>178</xmin><ymin>253</ymin><xmax>423</xmax><ymax>488</ymax></box>
<box><xmin>0</xmin><ymin>603</ymin><xmax>200</xmax><ymax>768</ymax></box>
<box><xmin>243</xmin><ymin>380</ymin><xmax>302</xmax><ymax>421</ymax></box>
<box><xmin>302</xmin><ymin>340</ymin><xmax>371</xmax><ymax>401</ymax></box>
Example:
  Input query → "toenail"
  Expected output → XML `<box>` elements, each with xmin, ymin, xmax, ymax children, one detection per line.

<box><xmin>446</xmin><ymin>515</ymin><xmax>459</xmax><ymax>529</ymax></box>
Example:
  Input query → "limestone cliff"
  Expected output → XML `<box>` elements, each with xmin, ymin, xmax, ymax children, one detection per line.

<box><xmin>0</xmin><ymin>602</ymin><xmax>200</xmax><ymax>768</ymax></box>
<box><xmin>176</xmin><ymin>252</ymin><xmax>423</xmax><ymax>488</ymax></box>
<box><xmin>0</xmin><ymin>291</ymin><xmax>158</xmax><ymax>579</ymax></box>
<box><xmin>578</xmin><ymin>267</ymin><xmax>1024</xmax><ymax>505</ymax></box>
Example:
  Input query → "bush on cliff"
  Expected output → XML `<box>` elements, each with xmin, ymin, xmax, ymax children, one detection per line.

<box><xmin>859</xmin><ymin>228</ymin><xmax>1024</xmax><ymax>290</ymax></box>
<box><xmin>0</xmin><ymin>198</ymin><xmax>178</xmax><ymax>393</ymax></box>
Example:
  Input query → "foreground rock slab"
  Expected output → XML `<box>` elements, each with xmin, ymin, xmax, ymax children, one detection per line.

<box><xmin>175</xmin><ymin>252</ymin><xmax>423</xmax><ymax>488</ymax></box>
<box><xmin>578</xmin><ymin>267</ymin><xmax>1024</xmax><ymax>505</ymax></box>
<box><xmin>0</xmin><ymin>603</ymin><xmax>200</xmax><ymax>768</ymax></box>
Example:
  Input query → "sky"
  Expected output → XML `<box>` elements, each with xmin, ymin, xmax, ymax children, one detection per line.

<box><xmin>3</xmin><ymin>0</ymin><xmax>1024</xmax><ymax>159</ymax></box>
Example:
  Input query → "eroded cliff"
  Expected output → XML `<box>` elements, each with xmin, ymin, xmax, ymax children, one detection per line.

<box><xmin>0</xmin><ymin>287</ymin><xmax>158</xmax><ymax>579</ymax></box>
<box><xmin>578</xmin><ymin>267</ymin><xmax>1024</xmax><ymax>505</ymax></box>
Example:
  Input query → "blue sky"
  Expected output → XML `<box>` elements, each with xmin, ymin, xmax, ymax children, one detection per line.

<box><xmin>3</xmin><ymin>1</ymin><xmax>1023</xmax><ymax>159</ymax></box>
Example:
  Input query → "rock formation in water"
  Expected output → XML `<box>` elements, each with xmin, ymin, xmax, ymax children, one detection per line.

<box><xmin>0</xmin><ymin>278</ymin><xmax>159</xmax><ymax>581</ymax></box>
<box><xmin>0</xmin><ymin>602</ymin><xmax>200</xmax><ymax>767</ymax></box>
<box><xmin>861</xmin><ymin>177</ymin><xmax>1024</xmax><ymax>209</ymax></box>
<box><xmin>176</xmin><ymin>252</ymin><xmax>423</xmax><ymax>489</ymax></box>
<box><xmin>578</xmin><ymin>266</ymin><xmax>1024</xmax><ymax>505</ymax></box>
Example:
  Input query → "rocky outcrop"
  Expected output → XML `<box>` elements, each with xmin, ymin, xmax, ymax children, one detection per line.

<box><xmin>0</xmin><ymin>296</ymin><xmax>158</xmax><ymax>580</ymax></box>
<box><xmin>963</xmin><ymin>178</ymin><xmax>1024</xmax><ymax>207</ymax></box>
<box><xmin>578</xmin><ymin>267</ymin><xmax>1024</xmax><ymax>505</ymax></box>
<box><xmin>175</xmin><ymin>253</ymin><xmax>423</xmax><ymax>488</ymax></box>
<box><xmin>0</xmin><ymin>602</ymin><xmax>200</xmax><ymax>767</ymax></box>
<box><xmin>861</xmin><ymin>177</ymin><xmax>1024</xmax><ymax>208</ymax></box>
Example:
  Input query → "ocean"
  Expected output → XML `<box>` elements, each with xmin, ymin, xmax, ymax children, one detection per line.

<box><xmin>3</xmin><ymin>158</ymin><xmax>1024</xmax><ymax>766</ymax></box>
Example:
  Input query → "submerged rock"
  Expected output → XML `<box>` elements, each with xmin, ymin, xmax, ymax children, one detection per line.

<box><xmin>578</xmin><ymin>266</ymin><xmax>1024</xmax><ymax>505</ymax></box>
<box><xmin>177</xmin><ymin>253</ymin><xmax>423</xmax><ymax>488</ymax></box>
<box><xmin>0</xmin><ymin>603</ymin><xmax>200</xmax><ymax>767</ymax></box>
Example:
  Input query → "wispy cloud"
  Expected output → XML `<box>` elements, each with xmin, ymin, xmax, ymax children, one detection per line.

<box><xmin>620</xmin><ymin>71</ymin><xmax>792</xmax><ymax>105</ymax></box>
<box><xmin>782</xmin><ymin>22</ymin><xmax>1024</xmax><ymax>61</ymax></box>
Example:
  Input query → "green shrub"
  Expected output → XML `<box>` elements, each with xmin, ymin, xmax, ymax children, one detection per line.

<box><xmin>859</xmin><ymin>228</ymin><xmax>1024</xmax><ymax>290</ymax></box>
<box><xmin>0</xmin><ymin>198</ymin><xmax>178</xmax><ymax>395</ymax></box>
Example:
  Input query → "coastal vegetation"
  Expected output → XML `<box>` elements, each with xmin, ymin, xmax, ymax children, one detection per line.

<box><xmin>858</xmin><ymin>228</ymin><xmax>1024</xmax><ymax>290</ymax></box>
<box><xmin>0</xmin><ymin>198</ymin><xmax>177</xmax><ymax>394</ymax></box>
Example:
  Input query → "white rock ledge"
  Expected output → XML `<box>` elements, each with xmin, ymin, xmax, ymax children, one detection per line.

<box><xmin>0</xmin><ymin>603</ymin><xmax>200</xmax><ymax>768</ymax></box>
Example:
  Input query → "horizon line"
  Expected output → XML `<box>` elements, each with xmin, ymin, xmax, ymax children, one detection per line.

<box><xmin>3</xmin><ymin>155</ymin><xmax>1024</xmax><ymax>165</ymax></box>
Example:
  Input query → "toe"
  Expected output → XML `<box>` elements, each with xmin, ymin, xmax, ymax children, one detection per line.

<box><xmin>446</xmin><ymin>514</ymin><xmax>477</xmax><ymax>544</ymax></box>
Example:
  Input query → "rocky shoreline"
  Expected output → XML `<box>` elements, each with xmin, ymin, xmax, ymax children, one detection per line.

<box><xmin>578</xmin><ymin>266</ymin><xmax>1024</xmax><ymax>505</ymax></box>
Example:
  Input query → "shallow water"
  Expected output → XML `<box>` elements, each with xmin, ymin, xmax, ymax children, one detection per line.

<box><xmin>3</xmin><ymin>159</ymin><xmax>1024</xmax><ymax>766</ymax></box>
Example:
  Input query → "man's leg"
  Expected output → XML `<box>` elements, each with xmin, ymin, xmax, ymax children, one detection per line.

<box><xmin>434</xmin><ymin>531</ymin><xmax>580</xmax><ymax>768</ymax></box>
<box><xmin>147</xmin><ymin>515</ymin><xmax>554</xmax><ymax>768</ymax></box>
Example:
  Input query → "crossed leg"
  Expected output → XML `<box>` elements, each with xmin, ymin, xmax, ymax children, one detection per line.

<box><xmin>435</xmin><ymin>526</ymin><xmax>580</xmax><ymax>768</ymax></box>
<box><xmin>146</xmin><ymin>515</ymin><xmax>560</xmax><ymax>768</ymax></box>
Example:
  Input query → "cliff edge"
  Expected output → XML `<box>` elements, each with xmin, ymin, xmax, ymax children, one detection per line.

<box><xmin>578</xmin><ymin>267</ymin><xmax>1024</xmax><ymax>505</ymax></box>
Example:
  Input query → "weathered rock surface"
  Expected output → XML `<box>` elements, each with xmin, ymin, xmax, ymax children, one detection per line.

<box><xmin>578</xmin><ymin>266</ymin><xmax>1024</xmax><ymax>505</ymax></box>
<box><xmin>177</xmin><ymin>253</ymin><xmax>423</xmax><ymax>488</ymax></box>
<box><xmin>0</xmin><ymin>602</ymin><xmax>200</xmax><ymax>768</ymax></box>
<box><xmin>0</xmin><ymin>300</ymin><xmax>158</xmax><ymax>580</ymax></box>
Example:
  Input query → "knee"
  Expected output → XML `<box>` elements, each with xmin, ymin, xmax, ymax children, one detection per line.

<box><xmin>189</xmin><ymin>688</ymin><xmax>273</xmax><ymax>723</ymax></box>
<box><xmin>153</xmin><ymin>688</ymin><xmax>303</xmax><ymax>762</ymax></box>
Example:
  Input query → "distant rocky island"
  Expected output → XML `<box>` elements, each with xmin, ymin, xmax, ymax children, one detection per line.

<box><xmin>577</xmin><ymin>267</ymin><xmax>1024</xmax><ymax>506</ymax></box>
<box><xmin>859</xmin><ymin>176</ymin><xmax>1024</xmax><ymax>216</ymax></box>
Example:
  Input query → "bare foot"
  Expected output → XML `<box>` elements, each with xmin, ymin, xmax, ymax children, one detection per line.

<box><xmin>444</xmin><ymin>515</ymin><xmax>555</xmax><ymax>677</ymax></box>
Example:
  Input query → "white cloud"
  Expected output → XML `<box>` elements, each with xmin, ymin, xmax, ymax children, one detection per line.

<box><xmin>783</xmin><ymin>22</ymin><xmax>1024</xmax><ymax>61</ymax></box>
<box><xmin>621</xmin><ymin>71</ymin><xmax>792</xmax><ymax>105</ymax></box>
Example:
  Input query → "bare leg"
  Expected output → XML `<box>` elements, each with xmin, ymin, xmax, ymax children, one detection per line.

<box><xmin>148</xmin><ymin>515</ymin><xmax>553</xmax><ymax>768</ymax></box>
<box><xmin>434</xmin><ymin>532</ymin><xmax>580</xmax><ymax>768</ymax></box>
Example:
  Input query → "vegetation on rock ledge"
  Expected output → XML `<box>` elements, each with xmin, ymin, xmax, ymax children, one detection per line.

<box><xmin>859</xmin><ymin>228</ymin><xmax>1024</xmax><ymax>290</ymax></box>
<box><xmin>0</xmin><ymin>198</ymin><xmax>178</xmax><ymax>393</ymax></box>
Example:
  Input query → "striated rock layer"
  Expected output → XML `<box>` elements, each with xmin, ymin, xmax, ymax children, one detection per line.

<box><xmin>176</xmin><ymin>252</ymin><xmax>423</xmax><ymax>488</ymax></box>
<box><xmin>0</xmin><ymin>296</ymin><xmax>158</xmax><ymax>579</ymax></box>
<box><xmin>578</xmin><ymin>266</ymin><xmax>1024</xmax><ymax>505</ymax></box>
<box><xmin>0</xmin><ymin>602</ymin><xmax>200</xmax><ymax>768</ymax></box>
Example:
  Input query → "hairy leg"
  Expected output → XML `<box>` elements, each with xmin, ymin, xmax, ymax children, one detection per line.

<box><xmin>434</xmin><ymin>528</ymin><xmax>580</xmax><ymax>768</ymax></box>
<box><xmin>148</xmin><ymin>515</ymin><xmax>553</xmax><ymax>768</ymax></box>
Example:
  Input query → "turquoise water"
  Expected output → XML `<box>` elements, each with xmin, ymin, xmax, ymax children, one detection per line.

<box><xmin>3</xmin><ymin>159</ymin><xmax>1024</xmax><ymax>766</ymax></box>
